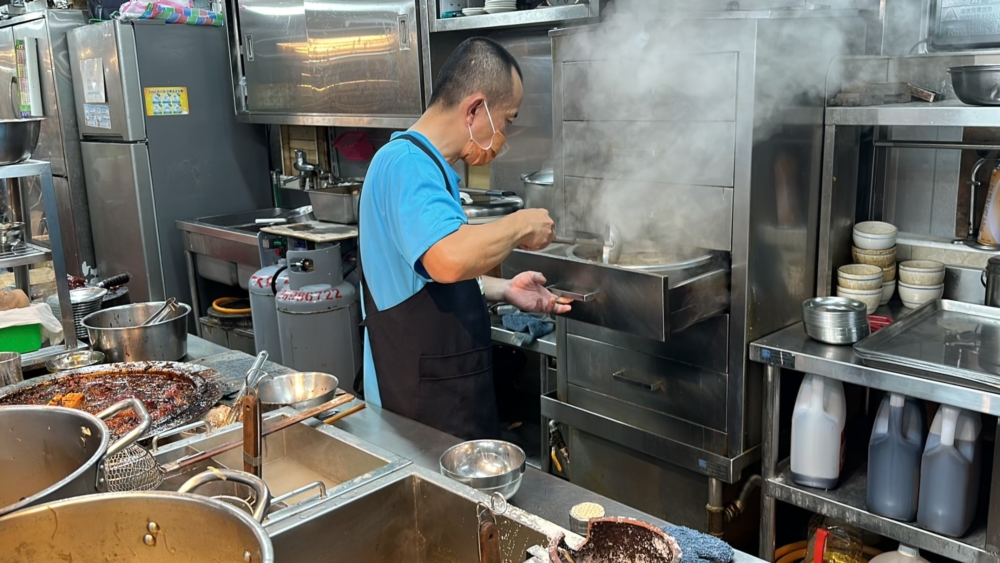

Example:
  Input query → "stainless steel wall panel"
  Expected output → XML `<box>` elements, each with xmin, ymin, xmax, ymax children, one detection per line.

<box><xmin>0</xmin><ymin>28</ymin><xmax>17</xmax><ymax>121</ymax></box>
<box><xmin>563</xmin><ymin>176</ymin><xmax>733</xmax><ymax>252</ymax></box>
<box><xmin>562</xmin><ymin>54</ymin><xmax>738</xmax><ymax>123</ymax></box>
<box><xmin>566</xmin><ymin>335</ymin><xmax>728</xmax><ymax>433</ymax></box>
<box><xmin>562</xmin><ymin>121</ymin><xmax>736</xmax><ymax>188</ymax></box>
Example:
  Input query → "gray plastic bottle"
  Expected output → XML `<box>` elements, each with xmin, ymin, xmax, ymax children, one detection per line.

<box><xmin>917</xmin><ymin>406</ymin><xmax>982</xmax><ymax>537</ymax></box>
<box><xmin>867</xmin><ymin>393</ymin><xmax>925</xmax><ymax>521</ymax></box>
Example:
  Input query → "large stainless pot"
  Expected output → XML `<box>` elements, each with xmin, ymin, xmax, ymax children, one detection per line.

<box><xmin>0</xmin><ymin>117</ymin><xmax>43</xmax><ymax>165</ymax></box>
<box><xmin>83</xmin><ymin>301</ymin><xmax>191</xmax><ymax>362</ymax></box>
<box><xmin>0</xmin><ymin>398</ymin><xmax>150</xmax><ymax>516</ymax></box>
<box><xmin>521</xmin><ymin>168</ymin><xmax>555</xmax><ymax>211</ymax></box>
<box><xmin>0</xmin><ymin>469</ymin><xmax>274</xmax><ymax>563</ymax></box>
<box><xmin>949</xmin><ymin>65</ymin><xmax>1000</xmax><ymax>106</ymax></box>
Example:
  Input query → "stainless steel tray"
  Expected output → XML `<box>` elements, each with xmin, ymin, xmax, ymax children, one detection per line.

<box><xmin>854</xmin><ymin>300</ymin><xmax>1000</xmax><ymax>391</ymax></box>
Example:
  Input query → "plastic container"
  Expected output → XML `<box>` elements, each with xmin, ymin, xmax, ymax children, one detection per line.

<box><xmin>0</xmin><ymin>323</ymin><xmax>41</xmax><ymax>353</ymax></box>
<box><xmin>805</xmin><ymin>516</ymin><xmax>864</xmax><ymax>563</ymax></box>
<box><xmin>917</xmin><ymin>406</ymin><xmax>982</xmax><ymax>537</ymax></box>
<box><xmin>867</xmin><ymin>393</ymin><xmax>925</xmax><ymax>521</ymax></box>
<box><xmin>869</xmin><ymin>546</ymin><xmax>930</xmax><ymax>563</ymax></box>
<box><xmin>791</xmin><ymin>374</ymin><xmax>847</xmax><ymax>489</ymax></box>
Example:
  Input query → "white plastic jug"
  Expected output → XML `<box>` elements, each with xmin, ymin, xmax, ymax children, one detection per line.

<box><xmin>791</xmin><ymin>374</ymin><xmax>847</xmax><ymax>489</ymax></box>
<box><xmin>867</xmin><ymin>393</ymin><xmax>925</xmax><ymax>521</ymax></box>
<box><xmin>869</xmin><ymin>545</ymin><xmax>930</xmax><ymax>563</ymax></box>
<box><xmin>917</xmin><ymin>405</ymin><xmax>982</xmax><ymax>537</ymax></box>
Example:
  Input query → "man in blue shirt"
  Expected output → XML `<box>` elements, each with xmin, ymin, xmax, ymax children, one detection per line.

<box><xmin>358</xmin><ymin>37</ymin><xmax>570</xmax><ymax>439</ymax></box>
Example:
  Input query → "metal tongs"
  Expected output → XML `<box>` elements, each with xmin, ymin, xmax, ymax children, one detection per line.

<box><xmin>554</xmin><ymin>221</ymin><xmax>622</xmax><ymax>264</ymax></box>
<box><xmin>142</xmin><ymin>297</ymin><xmax>179</xmax><ymax>326</ymax></box>
<box><xmin>225</xmin><ymin>351</ymin><xmax>269</xmax><ymax>426</ymax></box>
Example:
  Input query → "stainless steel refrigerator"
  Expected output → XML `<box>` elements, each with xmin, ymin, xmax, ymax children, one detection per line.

<box><xmin>67</xmin><ymin>20</ymin><xmax>270</xmax><ymax>304</ymax></box>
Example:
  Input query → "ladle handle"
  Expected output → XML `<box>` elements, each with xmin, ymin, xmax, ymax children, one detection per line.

<box><xmin>97</xmin><ymin>397</ymin><xmax>152</xmax><ymax>457</ymax></box>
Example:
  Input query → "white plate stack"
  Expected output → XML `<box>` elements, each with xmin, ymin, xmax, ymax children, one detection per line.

<box><xmin>462</xmin><ymin>6</ymin><xmax>485</xmax><ymax>15</ymax></box>
<box><xmin>484</xmin><ymin>0</ymin><xmax>516</xmax><ymax>13</ymax></box>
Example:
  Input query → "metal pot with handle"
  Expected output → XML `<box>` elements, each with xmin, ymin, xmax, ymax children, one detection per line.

<box><xmin>0</xmin><ymin>397</ymin><xmax>150</xmax><ymax>516</ymax></box>
<box><xmin>0</xmin><ymin>468</ymin><xmax>274</xmax><ymax>563</ymax></box>
<box><xmin>521</xmin><ymin>168</ymin><xmax>555</xmax><ymax>212</ymax></box>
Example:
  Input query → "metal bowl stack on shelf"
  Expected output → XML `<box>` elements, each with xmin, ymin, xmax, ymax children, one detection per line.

<box><xmin>68</xmin><ymin>287</ymin><xmax>107</xmax><ymax>340</ymax></box>
<box><xmin>802</xmin><ymin>297</ymin><xmax>870</xmax><ymax>345</ymax></box>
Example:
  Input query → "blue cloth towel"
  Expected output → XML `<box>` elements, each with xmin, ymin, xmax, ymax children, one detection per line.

<box><xmin>663</xmin><ymin>525</ymin><xmax>734</xmax><ymax>563</ymax></box>
<box><xmin>501</xmin><ymin>311</ymin><xmax>555</xmax><ymax>346</ymax></box>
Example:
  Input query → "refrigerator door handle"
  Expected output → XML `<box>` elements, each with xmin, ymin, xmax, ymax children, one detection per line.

<box><xmin>244</xmin><ymin>33</ymin><xmax>254</xmax><ymax>62</ymax></box>
<box><xmin>9</xmin><ymin>76</ymin><xmax>17</xmax><ymax>117</ymax></box>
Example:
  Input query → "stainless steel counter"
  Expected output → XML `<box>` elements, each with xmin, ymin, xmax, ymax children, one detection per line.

<box><xmin>190</xmin><ymin>349</ymin><xmax>764</xmax><ymax>563</ymax></box>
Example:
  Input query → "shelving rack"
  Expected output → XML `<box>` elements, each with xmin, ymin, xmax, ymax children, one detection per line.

<box><xmin>0</xmin><ymin>160</ymin><xmax>79</xmax><ymax>368</ymax></box>
<box><xmin>429</xmin><ymin>3</ymin><xmax>595</xmax><ymax>32</ymax></box>
<box><xmin>750</xmin><ymin>324</ymin><xmax>1000</xmax><ymax>563</ymax></box>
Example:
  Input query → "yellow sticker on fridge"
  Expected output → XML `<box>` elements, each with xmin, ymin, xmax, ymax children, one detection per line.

<box><xmin>144</xmin><ymin>87</ymin><xmax>189</xmax><ymax>116</ymax></box>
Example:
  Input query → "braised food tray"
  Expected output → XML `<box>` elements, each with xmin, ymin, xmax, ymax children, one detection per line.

<box><xmin>0</xmin><ymin>361</ymin><xmax>223</xmax><ymax>438</ymax></box>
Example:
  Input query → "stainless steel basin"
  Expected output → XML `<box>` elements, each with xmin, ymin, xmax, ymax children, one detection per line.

<box><xmin>268</xmin><ymin>468</ymin><xmax>571</xmax><ymax>563</ymax></box>
<box><xmin>152</xmin><ymin>409</ymin><xmax>409</xmax><ymax>523</ymax></box>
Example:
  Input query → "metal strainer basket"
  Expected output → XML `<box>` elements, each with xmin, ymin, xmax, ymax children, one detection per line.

<box><xmin>100</xmin><ymin>443</ymin><xmax>164</xmax><ymax>492</ymax></box>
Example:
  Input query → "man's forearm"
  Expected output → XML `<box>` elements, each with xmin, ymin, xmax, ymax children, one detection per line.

<box><xmin>422</xmin><ymin>216</ymin><xmax>528</xmax><ymax>283</ymax></box>
<box><xmin>482</xmin><ymin>275</ymin><xmax>510</xmax><ymax>303</ymax></box>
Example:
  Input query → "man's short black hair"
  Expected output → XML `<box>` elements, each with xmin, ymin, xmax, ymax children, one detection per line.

<box><xmin>429</xmin><ymin>37</ymin><xmax>523</xmax><ymax>109</ymax></box>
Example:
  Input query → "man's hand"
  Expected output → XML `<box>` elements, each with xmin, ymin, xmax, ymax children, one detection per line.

<box><xmin>511</xmin><ymin>209</ymin><xmax>555</xmax><ymax>251</ymax></box>
<box><xmin>502</xmin><ymin>272</ymin><xmax>572</xmax><ymax>314</ymax></box>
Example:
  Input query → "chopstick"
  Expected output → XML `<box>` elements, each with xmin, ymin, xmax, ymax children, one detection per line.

<box><xmin>161</xmin><ymin>394</ymin><xmax>354</xmax><ymax>474</ymax></box>
<box><xmin>323</xmin><ymin>402</ymin><xmax>365</xmax><ymax>424</ymax></box>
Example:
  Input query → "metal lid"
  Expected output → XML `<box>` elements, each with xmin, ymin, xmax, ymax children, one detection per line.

<box><xmin>463</xmin><ymin>195</ymin><xmax>523</xmax><ymax>219</ymax></box>
<box><xmin>521</xmin><ymin>168</ymin><xmax>554</xmax><ymax>186</ymax></box>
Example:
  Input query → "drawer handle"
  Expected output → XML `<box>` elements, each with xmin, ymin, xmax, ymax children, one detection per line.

<box><xmin>613</xmin><ymin>370</ymin><xmax>664</xmax><ymax>392</ymax></box>
<box><xmin>547</xmin><ymin>285</ymin><xmax>599</xmax><ymax>303</ymax></box>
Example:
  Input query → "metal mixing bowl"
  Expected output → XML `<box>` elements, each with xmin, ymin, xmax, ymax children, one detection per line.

<box><xmin>949</xmin><ymin>65</ymin><xmax>1000</xmax><ymax>106</ymax></box>
<box><xmin>256</xmin><ymin>372</ymin><xmax>339</xmax><ymax>412</ymax></box>
<box><xmin>0</xmin><ymin>118</ymin><xmax>43</xmax><ymax>165</ymax></box>
<box><xmin>45</xmin><ymin>350</ymin><xmax>105</xmax><ymax>372</ymax></box>
<box><xmin>439</xmin><ymin>440</ymin><xmax>526</xmax><ymax>499</ymax></box>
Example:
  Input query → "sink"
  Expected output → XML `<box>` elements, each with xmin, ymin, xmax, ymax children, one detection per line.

<box><xmin>193</xmin><ymin>208</ymin><xmax>291</xmax><ymax>228</ymax></box>
<box><xmin>268</xmin><ymin>468</ymin><xmax>568</xmax><ymax>563</ymax></box>
<box><xmin>152</xmin><ymin>409</ymin><xmax>409</xmax><ymax>523</ymax></box>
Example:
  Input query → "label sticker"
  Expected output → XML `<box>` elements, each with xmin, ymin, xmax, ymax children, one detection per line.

<box><xmin>79</xmin><ymin>58</ymin><xmax>105</xmax><ymax>104</ymax></box>
<box><xmin>83</xmin><ymin>104</ymin><xmax>111</xmax><ymax>130</ymax></box>
<box><xmin>144</xmin><ymin>87</ymin><xmax>189</xmax><ymax>116</ymax></box>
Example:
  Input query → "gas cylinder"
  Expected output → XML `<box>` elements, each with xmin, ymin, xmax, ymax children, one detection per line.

<box><xmin>248</xmin><ymin>260</ymin><xmax>289</xmax><ymax>364</ymax></box>
<box><xmin>276</xmin><ymin>245</ymin><xmax>361</xmax><ymax>379</ymax></box>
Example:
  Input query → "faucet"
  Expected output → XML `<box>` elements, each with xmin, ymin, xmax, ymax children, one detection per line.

<box><xmin>293</xmin><ymin>149</ymin><xmax>324</xmax><ymax>190</ymax></box>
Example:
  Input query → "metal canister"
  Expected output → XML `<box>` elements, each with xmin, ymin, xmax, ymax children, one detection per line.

<box><xmin>248</xmin><ymin>260</ymin><xmax>289</xmax><ymax>364</ymax></box>
<box><xmin>983</xmin><ymin>256</ymin><xmax>1000</xmax><ymax>307</ymax></box>
<box><xmin>276</xmin><ymin>245</ymin><xmax>361</xmax><ymax>376</ymax></box>
<box><xmin>569</xmin><ymin>502</ymin><xmax>605</xmax><ymax>536</ymax></box>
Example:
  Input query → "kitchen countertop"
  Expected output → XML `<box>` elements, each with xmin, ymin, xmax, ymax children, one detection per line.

<box><xmin>190</xmin><ymin>349</ymin><xmax>764</xmax><ymax>563</ymax></box>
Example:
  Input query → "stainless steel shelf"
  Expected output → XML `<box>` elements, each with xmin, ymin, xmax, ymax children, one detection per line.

<box><xmin>0</xmin><ymin>242</ymin><xmax>51</xmax><ymax>269</ymax></box>
<box><xmin>750</xmin><ymin>323</ymin><xmax>1000</xmax><ymax>417</ymax></box>
<box><xmin>768</xmin><ymin>460</ymin><xmax>992</xmax><ymax>563</ymax></box>
<box><xmin>491</xmin><ymin>323</ymin><xmax>557</xmax><ymax>357</ymax></box>
<box><xmin>827</xmin><ymin>100</ymin><xmax>1000</xmax><ymax>128</ymax></box>
<box><xmin>430</xmin><ymin>4</ymin><xmax>592</xmax><ymax>32</ymax></box>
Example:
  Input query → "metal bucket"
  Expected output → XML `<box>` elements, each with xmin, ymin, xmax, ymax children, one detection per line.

<box><xmin>0</xmin><ymin>398</ymin><xmax>150</xmax><ymax>516</ymax></box>
<box><xmin>0</xmin><ymin>117</ymin><xmax>43</xmax><ymax>165</ymax></box>
<box><xmin>83</xmin><ymin>301</ymin><xmax>191</xmax><ymax>362</ymax></box>
<box><xmin>0</xmin><ymin>469</ymin><xmax>273</xmax><ymax>563</ymax></box>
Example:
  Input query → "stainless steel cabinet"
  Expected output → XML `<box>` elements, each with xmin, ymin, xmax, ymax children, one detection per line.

<box><xmin>0</xmin><ymin>28</ymin><xmax>17</xmax><ymax>120</ymax></box>
<box><xmin>233</xmin><ymin>0</ymin><xmax>423</xmax><ymax>126</ymax></box>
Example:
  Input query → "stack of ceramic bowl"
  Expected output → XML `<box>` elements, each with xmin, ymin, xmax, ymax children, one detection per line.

<box><xmin>835</xmin><ymin>264</ymin><xmax>883</xmax><ymax>313</ymax></box>
<box><xmin>802</xmin><ymin>297</ymin><xmax>871</xmax><ymax>345</ymax></box>
<box><xmin>851</xmin><ymin>221</ymin><xmax>898</xmax><ymax>305</ymax></box>
<box><xmin>897</xmin><ymin>260</ymin><xmax>945</xmax><ymax>308</ymax></box>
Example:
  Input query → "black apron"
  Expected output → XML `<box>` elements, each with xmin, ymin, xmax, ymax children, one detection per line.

<box><xmin>360</xmin><ymin>134</ymin><xmax>499</xmax><ymax>440</ymax></box>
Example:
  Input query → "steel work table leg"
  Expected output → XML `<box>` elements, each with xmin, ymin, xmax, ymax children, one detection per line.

<box><xmin>760</xmin><ymin>364</ymin><xmax>780</xmax><ymax>562</ymax></box>
<box><xmin>988</xmin><ymin>418</ymin><xmax>1000</xmax><ymax>554</ymax></box>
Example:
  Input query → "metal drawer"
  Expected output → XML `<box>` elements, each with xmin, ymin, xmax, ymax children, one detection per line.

<box><xmin>562</xmin><ymin>54</ymin><xmax>738</xmax><ymax>123</ymax></box>
<box><xmin>562</xmin><ymin>120</ymin><xmax>736</xmax><ymax>188</ymax></box>
<box><xmin>565</xmin><ymin>334</ymin><xmax>727</xmax><ymax>432</ymax></box>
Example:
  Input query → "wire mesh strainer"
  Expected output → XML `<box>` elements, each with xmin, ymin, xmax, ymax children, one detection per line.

<box><xmin>92</xmin><ymin>397</ymin><xmax>161</xmax><ymax>492</ymax></box>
